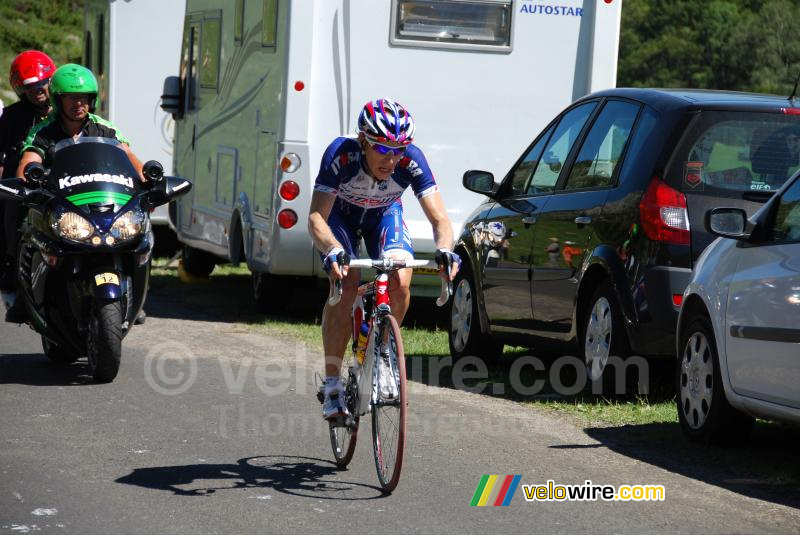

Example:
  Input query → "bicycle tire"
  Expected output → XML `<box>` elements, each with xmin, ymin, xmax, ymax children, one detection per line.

<box><xmin>329</xmin><ymin>345</ymin><xmax>360</xmax><ymax>467</ymax></box>
<box><xmin>371</xmin><ymin>314</ymin><xmax>407</xmax><ymax>493</ymax></box>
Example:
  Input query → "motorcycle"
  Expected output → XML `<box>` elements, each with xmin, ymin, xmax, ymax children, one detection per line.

<box><xmin>0</xmin><ymin>137</ymin><xmax>192</xmax><ymax>382</ymax></box>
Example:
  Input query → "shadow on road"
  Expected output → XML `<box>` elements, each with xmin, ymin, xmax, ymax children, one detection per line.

<box><xmin>145</xmin><ymin>264</ymin><xmax>447</xmax><ymax>329</ymax></box>
<box><xmin>582</xmin><ymin>421</ymin><xmax>800</xmax><ymax>510</ymax></box>
<box><xmin>0</xmin><ymin>353</ymin><xmax>93</xmax><ymax>386</ymax></box>
<box><xmin>115</xmin><ymin>455</ymin><xmax>385</xmax><ymax>499</ymax></box>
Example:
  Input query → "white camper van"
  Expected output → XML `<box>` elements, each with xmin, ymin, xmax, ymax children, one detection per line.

<box><xmin>162</xmin><ymin>0</ymin><xmax>622</xmax><ymax>302</ymax></box>
<box><xmin>83</xmin><ymin>0</ymin><xmax>185</xmax><ymax>230</ymax></box>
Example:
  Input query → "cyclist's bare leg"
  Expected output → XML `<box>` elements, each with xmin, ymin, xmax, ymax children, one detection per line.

<box><xmin>322</xmin><ymin>267</ymin><xmax>360</xmax><ymax>377</ymax></box>
<box><xmin>387</xmin><ymin>267</ymin><xmax>412</xmax><ymax>326</ymax></box>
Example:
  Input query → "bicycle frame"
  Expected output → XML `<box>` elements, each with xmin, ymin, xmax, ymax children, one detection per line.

<box><xmin>323</xmin><ymin>256</ymin><xmax>452</xmax><ymax>491</ymax></box>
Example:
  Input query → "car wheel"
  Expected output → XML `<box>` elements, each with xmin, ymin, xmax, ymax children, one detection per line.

<box><xmin>677</xmin><ymin>316</ymin><xmax>754</xmax><ymax>444</ymax></box>
<box><xmin>580</xmin><ymin>280</ymin><xmax>630</xmax><ymax>393</ymax></box>
<box><xmin>448</xmin><ymin>259</ymin><xmax>503</xmax><ymax>365</ymax></box>
<box><xmin>181</xmin><ymin>245</ymin><xmax>217</xmax><ymax>277</ymax></box>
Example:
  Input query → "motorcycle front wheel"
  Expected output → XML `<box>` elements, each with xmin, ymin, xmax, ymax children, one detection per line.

<box><xmin>87</xmin><ymin>300</ymin><xmax>123</xmax><ymax>383</ymax></box>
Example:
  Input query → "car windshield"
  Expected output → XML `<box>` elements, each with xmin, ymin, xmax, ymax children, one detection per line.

<box><xmin>666</xmin><ymin>111</ymin><xmax>800</xmax><ymax>196</ymax></box>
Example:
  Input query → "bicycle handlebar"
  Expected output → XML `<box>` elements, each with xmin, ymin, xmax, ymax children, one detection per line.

<box><xmin>326</xmin><ymin>258</ymin><xmax>452</xmax><ymax>307</ymax></box>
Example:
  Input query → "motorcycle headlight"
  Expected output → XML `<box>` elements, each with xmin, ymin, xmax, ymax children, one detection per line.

<box><xmin>52</xmin><ymin>211</ymin><xmax>94</xmax><ymax>242</ymax></box>
<box><xmin>110</xmin><ymin>208</ymin><xmax>145</xmax><ymax>241</ymax></box>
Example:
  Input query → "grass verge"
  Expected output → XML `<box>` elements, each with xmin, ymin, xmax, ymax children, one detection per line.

<box><xmin>149</xmin><ymin>258</ymin><xmax>677</xmax><ymax>427</ymax></box>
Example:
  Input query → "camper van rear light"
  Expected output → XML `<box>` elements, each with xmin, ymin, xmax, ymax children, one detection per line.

<box><xmin>279</xmin><ymin>181</ymin><xmax>300</xmax><ymax>201</ymax></box>
<box><xmin>278</xmin><ymin>209</ymin><xmax>298</xmax><ymax>229</ymax></box>
<box><xmin>281</xmin><ymin>153</ymin><xmax>301</xmax><ymax>173</ymax></box>
<box><xmin>294</xmin><ymin>81</ymin><xmax>305</xmax><ymax>91</ymax></box>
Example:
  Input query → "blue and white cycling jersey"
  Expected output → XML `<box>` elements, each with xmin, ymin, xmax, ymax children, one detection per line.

<box><xmin>314</xmin><ymin>137</ymin><xmax>439</xmax><ymax>260</ymax></box>
<box><xmin>314</xmin><ymin>137</ymin><xmax>438</xmax><ymax>212</ymax></box>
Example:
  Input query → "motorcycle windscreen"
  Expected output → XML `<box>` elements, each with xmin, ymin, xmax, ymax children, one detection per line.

<box><xmin>49</xmin><ymin>137</ymin><xmax>140</xmax><ymax>214</ymax></box>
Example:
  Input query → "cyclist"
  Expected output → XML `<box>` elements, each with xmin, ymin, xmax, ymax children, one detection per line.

<box><xmin>16</xmin><ymin>63</ymin><xmax>144</xmax><ymax>178</ymax></box>
<box><xmin>0</xmin><ymin>50</ymin><xmax>56</xmax><ymax>322</ymax></box>
<box><xmin>308</xmin><ymin>97</ymin><xmax>460</xmax><ymax>420</ymax></box>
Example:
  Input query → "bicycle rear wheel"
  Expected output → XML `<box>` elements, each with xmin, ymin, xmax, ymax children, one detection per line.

<box><xmin>329</xmin><ymin>354</ymin><xmax>359</xmax><ymax>467</ymax></box>
<box><xmin>371</xmin><ymin>314</ymin><xmax>407</xmax><ymax>493</ymax></box>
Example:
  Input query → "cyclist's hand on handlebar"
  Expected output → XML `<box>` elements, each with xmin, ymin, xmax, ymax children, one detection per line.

<box><xmin>435</xmin><ymin>248</ymin><xmax>461</xmax><ymax>281</ymax></box>
<box><xmin>324</xmin><ymin>247</ymin><xmax>350</xmax><ymax>280</ymax></box>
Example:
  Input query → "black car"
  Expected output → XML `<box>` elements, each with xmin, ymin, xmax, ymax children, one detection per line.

<box><xmin>449</xmin><ymin>88</ymin><xmax>800</xmax><ymax>387</ymax></box>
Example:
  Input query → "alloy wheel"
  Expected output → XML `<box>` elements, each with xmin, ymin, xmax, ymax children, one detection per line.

<box><xmin>585</xmin><ymin>296</ymin><xmax>612</xmax><ymax>381</ymax></box>
<box><xmin>450</xmin><ymin>278</ymin><xmax>472</xmax><ymax>352</ymax></box>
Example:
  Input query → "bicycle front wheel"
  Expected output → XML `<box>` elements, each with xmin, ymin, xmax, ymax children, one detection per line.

<box><xmin>371</xmin><ymin>314</ymin><xmax>407</xmax><ymax>493</ymax></box>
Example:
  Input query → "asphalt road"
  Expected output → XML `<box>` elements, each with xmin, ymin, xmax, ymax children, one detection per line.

<box><xmin>1</xmin><ymin>280</ymin><xmax>799</xmax><ymax>534</ymax></box>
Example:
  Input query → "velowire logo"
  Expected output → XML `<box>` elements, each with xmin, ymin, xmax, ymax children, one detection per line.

<box><xmin>469</xmin><ymin>475</ymin><xmax>521</xmax><ymax>507</ymax></box>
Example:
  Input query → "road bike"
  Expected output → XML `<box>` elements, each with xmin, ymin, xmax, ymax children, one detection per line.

<box><xmin>318</xmin><ymin>256</ymin><xmax>451</xmax><ymax>493</ymax></box>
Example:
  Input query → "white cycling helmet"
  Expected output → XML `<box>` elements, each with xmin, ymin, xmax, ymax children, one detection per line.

<box><xmin>357</xmin><ymin>97</ymin><xmax>415</xmax><ymax>145</ymax></box>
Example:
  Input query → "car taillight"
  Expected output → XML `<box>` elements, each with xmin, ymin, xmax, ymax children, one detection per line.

<box><xmin>277</xmin><ymin>209</ymin><xmax>298</xmax><ymax>229</ymax></box>
<box><xmin>639</xmin><ymin>177</ymin><xmax>690</xmax><ymax>245</ymax></box>
<box><xmin>782</xmin><ymin>107</ymin><xmax>800</xmax><ymax>115</ymax></box>
<box><xmin>279</xmin><ymin>180</ymin><xmax>300</xmax><ymax>201</ymax></box>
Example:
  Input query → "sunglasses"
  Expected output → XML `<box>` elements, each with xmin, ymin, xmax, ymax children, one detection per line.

<box><xmin>366</xmin><ymin>139</ymin><xmax>407</xmax><ymax>157</ymax></box>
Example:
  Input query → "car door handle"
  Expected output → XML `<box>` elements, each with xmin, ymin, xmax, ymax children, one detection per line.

<box><xmin>522</xmin><ymin>216</ymin><xmax>537</xmax><ymax>225</ymax></box>
<box><xmin>574</xmin><ymin>216</ymin><xmax>592</xmax><ymax>226</ymax></box>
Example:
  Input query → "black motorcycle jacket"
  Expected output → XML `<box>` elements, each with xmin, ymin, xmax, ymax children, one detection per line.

<box><xmin>0</xmin><ymin>100</ymin><xmax>49</xmax><ymax>178</ymax></box>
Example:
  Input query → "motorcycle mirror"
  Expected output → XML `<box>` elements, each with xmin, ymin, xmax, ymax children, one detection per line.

<box><xmin>0</xmin><ymin>178</ymin><xmax>28</xmax><ymax>201</ymax></box>
<box><xmin>23</xmin><ymin>162</ymin><xmax>46</xmax><ymax>184</ymax></box>
<box><xmin>142</xmin><ymin>160</ymin><xmax>164</xmax><ymax>184</ymax></box>
<box><xmin>142</xmin><ymin>176</ymin><xmax>192</xmax><ymax>210</ymax></box>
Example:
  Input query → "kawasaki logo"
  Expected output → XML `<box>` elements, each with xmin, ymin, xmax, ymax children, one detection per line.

<box><xmin>59</xmin><ymin>173</ymin><xmax>134</xmax><ymax>189</ymax></box>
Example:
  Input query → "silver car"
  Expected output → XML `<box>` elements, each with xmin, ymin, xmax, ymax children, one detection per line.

<box><xmin>677</xmin><ymin>169</ymin><xmax>800</xmax><ymax>442</ymax></box>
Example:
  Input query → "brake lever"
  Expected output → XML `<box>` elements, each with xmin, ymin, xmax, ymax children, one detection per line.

<box><xmin>326</xmin><ymin>251</ymin><xmax>350</xmax><ymax>306</ymax></box>
<box><xmin>435</xmin><ymin>276</ymin><xmax>452</xmax><ymax>307</ymax></box>
<box><xmin>327</xmin><ymin>278</ymin><xmax>343</xmax><ymax>306</ymax></box>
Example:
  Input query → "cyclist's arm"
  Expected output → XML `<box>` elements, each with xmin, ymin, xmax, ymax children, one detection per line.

<box><xmin>419</xmin><ymin>191</ymin><xmax>459</xmax><ymax>279</ymax></box>
<box><xmin>309</xmin><ymin>190</ymin><xmax>348</xmax><ymax>279</ymax></box>
<box><xmin>419</xmin><ymin>190</ymin><xmax>453</xmax><ymax>251</ymax></box>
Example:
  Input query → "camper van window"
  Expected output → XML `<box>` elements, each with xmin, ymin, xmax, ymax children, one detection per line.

<box><xmin>97</xmin><ymin>13</ymin><xmax>105</xmax><ymax>75</ymax></box>
<box><xmin>262</xmin><ymin>0</ymin><xmax>278</xmax><ymax>47</ymax></box>
<box><xmin>200</xmin><ymin>17</ymin><xmax>221</xmax><ymax>90</ymax></box>
<box><xmin>180</xmin><ymin>22</ymin><xmax>200</xmax><ymax>111</ymax></box>
<box><xmin>392</xmin><ymin>0</ymin><xmax>512</xmax><ymax>51</ymax></box>
<box><xmin>235</xmin><ymin>0</ymin><xmax>244</xmax><ymax>45</ymax></box>
<box><xmin>84</xmin><ymin>30</ymin><xmax>92</xmax><ymax>70</ymax></box>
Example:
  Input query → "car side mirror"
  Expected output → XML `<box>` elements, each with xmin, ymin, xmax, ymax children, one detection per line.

<box><xmin>142</xmin><ymin>176</ymin><xmax>192</xmax><ymax>210</ymax></box>
<box><xmin>161</xmin><ymin>76</ymin><xmax>182</xmax><ymax>119</ymax></box>
<box><xmin>23</xmin><ymin>162</ymin><xmax>46</xmax><ymax>185</ymax></box>
<box><xmin>707</xmin><ymin>207</ymin><xmax>750</xmax><ymax>240</ymax></box>
<box><xmin>463</xmin><ymin>170</ymin><xmax>497</xmax><ymax>197</ymax></box>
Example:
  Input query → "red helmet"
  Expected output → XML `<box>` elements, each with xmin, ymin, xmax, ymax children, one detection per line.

<box><xmin>9</xmin><ymin>50</ymin><xmax>56</xmax><ymax>97</ymax></box>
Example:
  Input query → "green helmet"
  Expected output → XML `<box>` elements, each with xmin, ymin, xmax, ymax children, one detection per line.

<box><xmin>50</xmin><ymin>63</ymin><xmax>98</xmax><ymax>111</ymax></box>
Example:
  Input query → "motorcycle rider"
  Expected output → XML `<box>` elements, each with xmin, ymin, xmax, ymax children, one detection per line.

<box><xmin>9</xmin><ymin>63</ymin><xmax>145</xmax><ymax>324</ymax></box>
<box><xmin>0</xmin><ymin>50</ymin><xmax>56</xmax><ymax>323</ymax></box>
<box><xmin>16</xmin><ymin>63</ymin><xmax>143</xmax><ymax>178</ymax></box>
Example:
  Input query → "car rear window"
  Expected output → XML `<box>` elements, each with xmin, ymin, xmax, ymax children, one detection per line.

<box><xmin>666</xmin><ymin>111</ymin><xmax>800</xmax><ymax>197</ymax></box>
